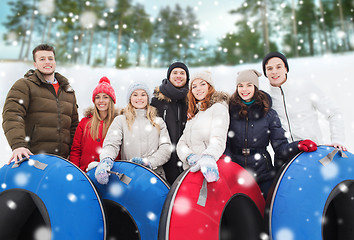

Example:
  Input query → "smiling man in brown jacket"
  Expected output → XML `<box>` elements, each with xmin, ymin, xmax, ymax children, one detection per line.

<box><xmin>2</xmin><ymin>44</ymin><xmax>79</xmax><ymax>163</ymax></box>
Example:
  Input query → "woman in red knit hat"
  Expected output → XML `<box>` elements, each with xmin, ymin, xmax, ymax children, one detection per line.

<box><xmin>69</xmin><ymin>76</ymin><xmax>119</xmax><ymax>171</ymax></box>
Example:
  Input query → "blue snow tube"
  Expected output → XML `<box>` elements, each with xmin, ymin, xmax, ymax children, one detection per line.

<box><xmin>0</xmin><ymin>154</ymin><xmax>105</xmax><ymax>240</ymax></box>
<box><xmin>268</xmin><ymin>146</ymin><xmax>354</xmax><ymax>240</ymax></box>
<box><xmin>87</xmin><ymin>160</ymin><xmax>170</xmax><ymax>240</ymax></box>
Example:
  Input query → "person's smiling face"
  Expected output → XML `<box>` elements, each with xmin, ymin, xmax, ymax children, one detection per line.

<box><xmin>265</xmin><ymin>57</ymin><xmax>288</xmax><ymax>87</ymax></box>
<box><xmin>33</xmin><ymin>50</ymin><xmax>56</xmax><ymax>76</ymax></box>
<box><xmin>191</xmin><ymin>79</ymin><xmax>209</xmax><ymax>101</ymax></box>
<box><xmin>169</xmin><ymin>67</ymin><xmax>187</xmax><ymax>88</ymax></box>
<box><xmin>130</xmin><ymin>89</ymin><xmax>148</xmax><ymax>109</ymax></box>
<box><xmin>237</xmin><ymin>82</ymin><xmax>255</xmax><ymax>102</ymax></box>
<box><xmin>94</xmin><ymin>93</ymin><xmax>110</xmax><ymax>113</ymax></box>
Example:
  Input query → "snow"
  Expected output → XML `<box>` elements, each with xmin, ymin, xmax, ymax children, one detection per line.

<box><xmin>1</xmin><ymin>52</ymin><xmax>354</xmax><ymax>167</ymax></box>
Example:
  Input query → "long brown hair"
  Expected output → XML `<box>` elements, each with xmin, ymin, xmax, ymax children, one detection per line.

<box><xmin>85</xmin><ymin>98</ymin><xmax>116</xmax><ymax>140</ymax></box>
<box><xmin>229</xmin><ymin>85</ymin><xmax>270</xmax><ymax>118</ymax></box>
<box><xmin>123</xmin><ymin>102</ymin><xmax>160</xmax><ymax>133</ymax></box>
<box><xmin>187</xmin><ymin>82</ymin><xmax>216</xmax><ymax>120</ymax></box>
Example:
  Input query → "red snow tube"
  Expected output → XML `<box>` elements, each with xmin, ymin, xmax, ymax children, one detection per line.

<box><xmin>159</xmin><ymin>155</ymin><xmax>265</xmax><ymax>240</ymax></box>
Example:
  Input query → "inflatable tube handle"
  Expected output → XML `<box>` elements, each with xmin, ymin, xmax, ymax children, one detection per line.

<box><xmin>319</xmin><ymin>149</ymin><xmax>348</xmax><ymax>166</ymax></box>
<box><xmin>107</xmin><ymin>170</ymin><xmax>132</xmax><ymax>185</ymax></box>
<box><xmin>11</xmin><ymin>157</ymin><xmax>48</xmax><ymax>170</ymax></box>
<box><xmin>197</xmin><ymin>178</ymin><xmax>208</xmax><ymax>207</ymax></box>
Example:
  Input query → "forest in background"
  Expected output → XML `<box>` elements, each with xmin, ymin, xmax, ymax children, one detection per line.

<box><xmin>2</xmin><ymin>0</ymin><xmax>354</xmax><ymax>68</ymax></box>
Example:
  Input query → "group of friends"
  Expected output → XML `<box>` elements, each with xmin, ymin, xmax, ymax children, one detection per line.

<box><xmin>2</xmin><ymin>44</ymin><xmax>347</xmax><ymax>199</ymax></box>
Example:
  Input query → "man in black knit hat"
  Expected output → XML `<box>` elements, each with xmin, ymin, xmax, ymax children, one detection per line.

<box><xmin>151</xmin><ymin>62</ymin><xmax>190</xmax><ymax>185</ymax></box>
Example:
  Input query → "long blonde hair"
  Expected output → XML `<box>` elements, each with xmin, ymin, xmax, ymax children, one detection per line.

<box><xmin>123</xmin><ymin>103</ymin><xmax>160</xmax><ymax>133</ymax></box>
<box><xmin>86</xmin><ymin>99</ymin><xmax>116</xmax><ymax>140</ymax></box>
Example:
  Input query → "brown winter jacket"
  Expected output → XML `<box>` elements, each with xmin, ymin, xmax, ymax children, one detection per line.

<box><xmin>2</xmin><ymin>69</ymin><xmax>79</xmax><ymax>158</ymax></box>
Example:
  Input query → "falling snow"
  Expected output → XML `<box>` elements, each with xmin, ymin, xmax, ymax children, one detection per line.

<box><xmin>275</xmin><ymin>228</ymin><xmax>294</xmax><ymax>240</ymax></box>
<box><xmin>14</xmin><ymin>172</ymin><xmax>30</xmax><ymax>187</ymax></box>
<box><xmin>108</xmin><ymin>182</ymin><xmax>124</xmax><ymax>197</ymax></box>
<box><xmin>0</xmin><ymin>51</ymin><xmax>354</xmax><ymax>238</ymax></box>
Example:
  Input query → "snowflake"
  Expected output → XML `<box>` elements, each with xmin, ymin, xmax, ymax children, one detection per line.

<box><xmin>105</xmin><ymin>0</ymin><xmax>117</xmax><ymax>8</ymax></box>
<box><xmin>80</xmin><ymin>11</ymin><xmax>97</xmax><ymax>29</ymax></box>
<box><xmin>34</xmin><ymin>226</ymin><xmax>51</xmax><ymax>240</ymax></box>
<box><xmin>66</xmin><ymin>174</ymin><xmax>74</xmax><ymax>181</ymax></box>
<box><xmin>14</xmin><ymin>172</ymin><xmax>30</xmax><ymax>187</ymax></box>
<box><xmin>67</xmin><ymin>193</ymin><xmax>77</xmax><ymax>202</ymax></box>
<box><xmin>109</xmin><ymin>182</ymin><xmax>124</xmax><ymax>197</ymax></box>
<box><xmin>146</xmin><ymin>211</ymin><xmax>157</xmax><ymax>221</ymax></box>
<box><xmin>228</xmin><ymin>130</ymin><xmax>235</xmax><ymax>138</ymax></box>
<box><xmin>173</xmin><ymin>196</ymin><xmax>192</xmax><ymax>215</ymax></box>
<box><xmin>275</xmin><ymin>228</ymin><xmax>294</xmax><ymax>240</ymax></box>
<box><xmin>7</xmin><ymin>200</ymin><xmax>17</xmax><ymax>210</ymax></box>
<box><xmin>320</xmin><ymin>162</ymin><xmax>339</xmax><ymax>180</ymax></box>
<box><xmin>38</xmin><ymin>0</ymin><xmax>55</xmax><ymax>16</ymax></box>
<box><xmin>150</xmin><ymin>177</ymin><xmax>157</xmax><ymax>184</ymax></box>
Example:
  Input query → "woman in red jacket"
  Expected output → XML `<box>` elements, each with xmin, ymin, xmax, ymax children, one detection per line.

<box><xmin>70</xmin><ymin>76</ymin><xmax>118</xmax><ymax>171</ymax></box>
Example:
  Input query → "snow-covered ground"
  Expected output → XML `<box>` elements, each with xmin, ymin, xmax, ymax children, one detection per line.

<box><xmin>1</xmin><ymin>52</ymin><xmax>353</xmax><ymax>166</ymax></box>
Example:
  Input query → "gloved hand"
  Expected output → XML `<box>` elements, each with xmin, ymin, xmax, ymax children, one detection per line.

<box><xmin>86</xmin><ymin>161</ymin><xmax>99</xmax><ymax>172</ymax></box>
<box><xmin>190</xmin><ymin>155</ymin><xmax>219</xmax><ymax>182</ymax></box>
<box><xmin>95</xmin><ymin>157</ymin><xmax>114</xmax><ymax>184</ymax></box>
<box><xmin>298</xmin><ymin>139</ymin><xmax>317</xmax><ymax>152</ymax></box>
<box><xmin>186</xmin><ymin>153</ymin><xmax>201</xmax><ymax>166</ymax></box>
<box><xmin>131</xmin><ymin>157</ymin><xmax>152</xmax><ymax>169</ymax></box>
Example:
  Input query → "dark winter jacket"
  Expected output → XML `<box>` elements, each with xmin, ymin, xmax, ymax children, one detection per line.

<box><xmin>151</xmin><ymin>86</ymin><xmax>188</xmax><ymax>184</ymax></box>
<box><xmin>2</xmin><ymin>69</ymin><xmax>79</xmax><ymax>158</ymax></box>
<box><xmin>69</xmin><ymin>107</ymin><xmax>119</xmax><ymax>172</ymax></box>
<box><xmin>225</xmin><ymin>91</ymin><xmax>299</xmax><ymax>183</ymax></box>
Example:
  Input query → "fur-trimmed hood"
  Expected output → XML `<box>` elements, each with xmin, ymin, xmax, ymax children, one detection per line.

<box><xmin>83</xmin><ymin>106</ymin><xmax>120</xmax><ymax>118</ymax></box>
<box><xmin>208</xmin><ymin>91</ymin><xmax>230</xmax><ymax>108</ymax></box>
<box><xmin>153</xmin><ymin>86</ymin><xmax>172</xmax><ymax>102</ymax></box>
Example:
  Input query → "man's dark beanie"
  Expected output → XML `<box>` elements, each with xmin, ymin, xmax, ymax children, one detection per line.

<box><xmin>262</xmin><ymin>52</ymin><xmax>289</xmax><ymax>77</ymax></box>
<box><xmin>167</xmin><ymin>62</ymin><xmax>190</xmax><ymax>82</ymax></box>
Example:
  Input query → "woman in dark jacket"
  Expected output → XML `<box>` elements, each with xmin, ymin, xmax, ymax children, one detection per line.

<box><xmin>150</xmin><ymin>62</ymin><xmax>189</xmax><ymax>185</ymax></box>
<box><xmin>225</xmin><ymin>69</ymin><xmax>317</xmax><ymax>199</ymax></box>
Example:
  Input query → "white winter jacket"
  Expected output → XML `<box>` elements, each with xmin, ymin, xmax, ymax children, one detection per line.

<box><xmin>100</xmin><ymin>108</ymin><xmax>172</xmax><ymax>178</ymax></box>
<box><xmin>268</xmin><ymin>77</ymin><xmax>344</xmax><ymax>145</ymax></box>
<box><xmin>177</xmin><ymin>92</ymin><xmax>230</xmax><ymax>170</ymax></box>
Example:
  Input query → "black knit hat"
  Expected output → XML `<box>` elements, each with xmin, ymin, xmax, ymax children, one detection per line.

<box><xmin>262</xmin><ymin>52</ymin><xmax>289</xmax><ymax>77</ymax></box>
<box><xmin>167</xmin><ymin>62</ymin><xmax>190</xmax><ymax>82</ymax></box>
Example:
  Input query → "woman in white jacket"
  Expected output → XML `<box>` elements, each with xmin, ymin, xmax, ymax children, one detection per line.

<box><xmin>177</xmin><ymin>71</ymin><xmax>229</xmax><ymax>182</ymax></box>
<box><xmin>95</xmin><ymin>81</ymin><xmax>172</xmax><ymax>184</ymax></box>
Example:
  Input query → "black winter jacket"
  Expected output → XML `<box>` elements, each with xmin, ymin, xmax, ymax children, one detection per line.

<box><xmin>151</xmin><ymin>87</ymin><xmax>187</xmax><ymax>185</ymax></box>
<box><xmin>225</xmin><ymin>91</ymin><xmax>299</xmax><ymax>183</ymax></box>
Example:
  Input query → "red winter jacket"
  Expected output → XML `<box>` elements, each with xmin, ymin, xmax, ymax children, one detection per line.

<box><xmin>69</xmin><ymin>108</ymin><xmax>119</xmax><ymax>171</ymax></box>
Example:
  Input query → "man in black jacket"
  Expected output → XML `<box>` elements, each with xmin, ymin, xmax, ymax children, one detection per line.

<box><xmin>151</xmin><ymin>62</ymin><xmax>189</xmax><ymax>185</ymax></box>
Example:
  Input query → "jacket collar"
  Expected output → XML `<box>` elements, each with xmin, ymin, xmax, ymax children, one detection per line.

<box><xmin>153</xmin><ymin>86</ymin><xmax>172</xmax><ymax>102</ymax></box>
<box><xmin>25</xmin><ymin>69</ymin><xmax>74</xmax><ymax>93</ymax></box>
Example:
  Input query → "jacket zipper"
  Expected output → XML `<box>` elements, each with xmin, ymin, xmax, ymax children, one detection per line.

<box><xmin>244</xmin><ymin>116</ymin><xmax>249</xmax><ymax>167</ymax></box>
<box><xmin>280</xmin><ymin>86</ymin><xmax>294</xmax><ymax>142</ymax></box>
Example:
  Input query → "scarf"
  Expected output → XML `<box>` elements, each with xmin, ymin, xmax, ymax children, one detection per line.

<box><xmin>159</xmin><ymin>78</ymin><xmax>188</xmax><ymax>101</ymax></box>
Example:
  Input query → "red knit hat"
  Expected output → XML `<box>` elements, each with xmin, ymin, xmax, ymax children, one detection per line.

<box><xmin>92</xmin><ymin>76</ymin><xmax>116</xmax><ymax>104</ymax></box>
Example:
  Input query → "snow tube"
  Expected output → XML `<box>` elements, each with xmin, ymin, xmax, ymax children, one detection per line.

<box><xmin>267</xmin><ymin>146</ymin><xmax>354</xmax><ymax>240</ymax></box>
<box><xmin>159</xmin><ymin>155</ymin><xmax>266</xmax><ymax>240</ymax></box>
<box><xmin>87</xmin><ymin>160</ymin><xmax>170</xmax><ymax>240</ymax></box>
<box><xmin>0</xmin><ymin>154</ymin><xmax>105</xmax><ymax>240</ymax></box>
